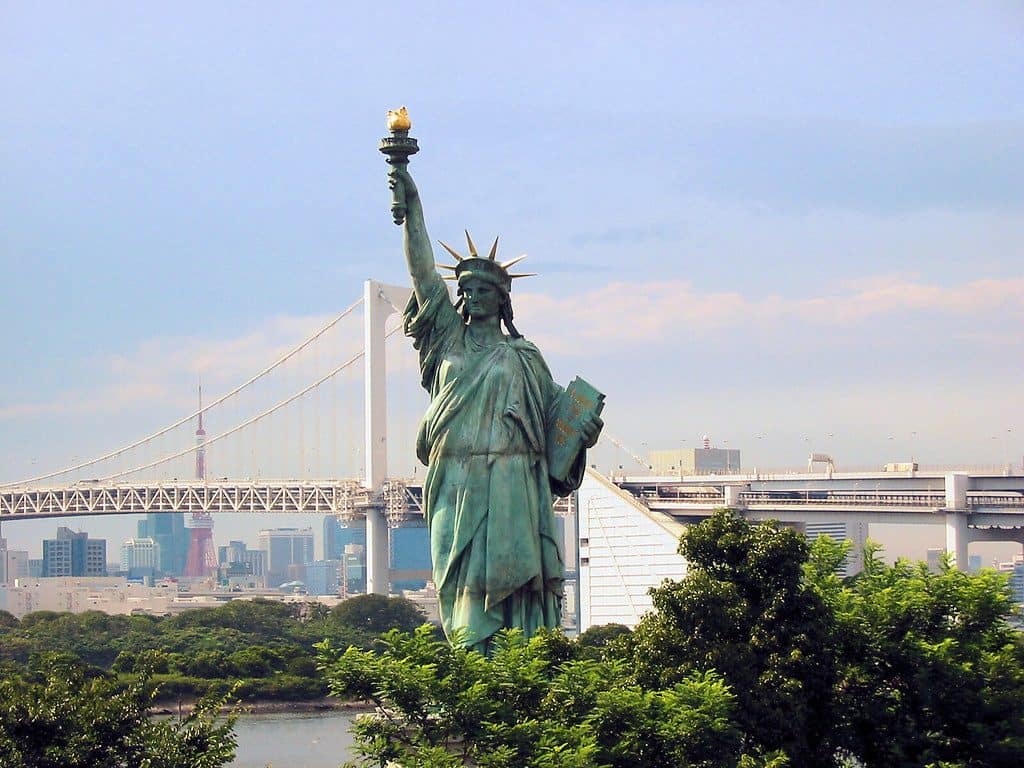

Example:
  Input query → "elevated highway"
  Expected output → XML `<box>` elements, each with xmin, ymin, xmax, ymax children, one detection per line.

<box><xmin>613</xmin><ymin>470</ymin><xmax>1024</xmax><ymax>565</ymax></box>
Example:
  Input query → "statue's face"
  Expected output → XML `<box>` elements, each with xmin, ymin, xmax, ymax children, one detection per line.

<box><xmin>461</xmin><ymin>277</ymin><xmax>503</xmax><ymax>321</ymax></box>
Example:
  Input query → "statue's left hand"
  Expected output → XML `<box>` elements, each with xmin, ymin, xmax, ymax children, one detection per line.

<box><xmin>580</xmin><ymin>412</ymin><xmax>604</xmax><ymax>449</ymax></box>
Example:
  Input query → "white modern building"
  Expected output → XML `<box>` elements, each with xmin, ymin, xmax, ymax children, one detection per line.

<box><xmin>120</xmin><ymin>537</ymin><xmax>161</xmax><ymax>573</ymax></box>
<box><xmin>576</xmin><ymin>469</ymin><xmax>688</xmax><ymax>630</ymax></box>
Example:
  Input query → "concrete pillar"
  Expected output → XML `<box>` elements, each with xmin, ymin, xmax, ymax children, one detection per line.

<box><xmin>362</xmin><ymin>280</ymin><xmax>412</xmax><ymax>595</ymax></box>
<box><xmin>945</xmin><ymin>512</ymin><xmax>969</xmax><ymax>570</ymax></box>
<box><xmin>723</xmin><ymin>485</ymin><xmax>744</xmax><ymax>507</ymax></box>
<box><xmin>944</xmin><ymin>472</ymin><xmax>968</xmax><ymax>511</ymax></box>
<box><xmin>944</xmin><ymin>472</ymin><xmax>970</xmax><ymax>570</ymax></box>
<box><xmin>846</xmin><ymin>520</ymin><xmax>869</xmax><ymax>576</ymax></box>
<box><xmin>365</xmin><ymin>507</ymin><xmax>389</xmax><ymax>595</ymax></box>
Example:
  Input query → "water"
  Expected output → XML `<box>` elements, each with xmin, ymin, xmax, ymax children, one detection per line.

<box><xmin>230</xmin><ymin>710</ymin><xmax>358</xmax><ymax>768</ymax></box>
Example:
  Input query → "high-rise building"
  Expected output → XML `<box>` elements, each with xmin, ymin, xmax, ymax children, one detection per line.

<box><xmin>1010</xmin><ymin>558</ymin><xmax>1024</xmax><ymax>605</ymax></box>
<box><xmin>42</xmin><ymin>527</ymin><xmax>106</xmax><ymax>577</ymax></box>
<box><xmin>0</xmin><ymin>537</ymin><xmax>29</xmax><ymax>584</ymax></box>
<box><xmin>305</xmin><ymin>560</ymin><xmax>342</xmax><ymax>596</ymax></box>
<box><xmin>804</xmin><ymin>521</ymin><xmax>868</xmax><ymax>577</ymax></box>
<box><xmin>218</xmin><ymin>540</ymin><xmax>247</xmax><ymax>565</ymax></box>
<box><xmin>120</xmin><ymin>537</ymin><xmax>161</xmax><ymax>579</ymax></box>
<box><xmin>217</xmin><ymin>540</ymin><xmax>265</xmax><ymax>583</ymax></box>
<box><xmin>216</xmin><ymin>540</ymin><xmax>266</xmax><ymax>588</ymax></box>
<box><xmin>342</xmin><ymin>544</ymin><xmax>366</xmax><ymax>595</ymax></box>
<box><xmin>324</xmin><ymin>516</ymin><xmax>365</xmax><ymax>561</ymax></box>
<box><xmin>242</xmin><ymin>549</ymin><xmax>265</xmax><ymax>583</ymax></box>
<box><xmin>390</xmin><ymin>523</ymin><xmax>431</xmax><ymax>593</ymax></box>
<box><xmin>137</xmin><ymin>513</ymin><xmax>188</xmax><ymax>576</ymax></box>
<box><xmin>325</xmin><ymin>516</ymin><xmax>366</xmax><ymax>592</ymax></box>
<box><xmin>258</xmin><ymin>528</ymin><xmax>314</xmax><ymax>588</ymax></box>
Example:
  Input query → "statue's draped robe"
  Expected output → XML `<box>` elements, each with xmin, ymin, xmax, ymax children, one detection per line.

<box><xmin>404</xmin><ymin>281</ymin><xmax>584</xmax><ymax>650</ymax></box>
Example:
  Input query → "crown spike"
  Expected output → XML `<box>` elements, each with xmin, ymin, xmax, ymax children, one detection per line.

<box><xmin>465</xmin><ymin>230</ymin><xmax>478</xmax><ymax>257</ymax></box>
<box><xmin>500</xmin><ymin>254</ymin><xmax>528</xmax><ymax>269</ymax></box>
<box><xmin>509</xmin><ymin>273</ymin><xmax>537</xmax><ymax>279</ymax></box>
<box><xmin>438</xmin><ymin>240</ymin><xmax>464</xmax><ymax>261</ymax></box>
<box><xmin>435</xmin><ymin>263</ymin><xmax>457</xmax><ymax>271</ymax></box>
<box><xmin>488</xmin><ymin>236</ymin><xmax>499</xmax><ymax>260</ymax></box>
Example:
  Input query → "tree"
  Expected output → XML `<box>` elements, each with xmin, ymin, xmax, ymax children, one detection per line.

<box><xmin>628</xmin><ymin>510</ymin><xmax>840</xmax><ymax>766</ymax></box>
<box><xmin>318</xmin><ymin>626</ymin><xmax>751</xmax><ymax>768</ymax></box>
<box><xmin>0</xmin><ymin>658</ymin><xmax>236</xmax><ymax>767</ymax></box>
<box><xmin>330</xmin><ymin>593</ymin><xmax>427</xmax><ymax>635</ymax></box>
<box><xmin>628</xmin><ymin>511</ymin><xmax>1024</xmax><ymax>768</ymax></box>
<box><xmin>821</xmin><ymin>544</ymin><xmax>1024</xmax><ymax>768</ymax></box>
<box><xmin>576</xmin><ymin>623</ymin><xmax>631</xmax><ymax>655</ymax></box>
<box><xmin>229</xmin><ymin>646</ymin><xmax>282</xmax><ymax>677</ymax></box>
<box><xmin>166</xmin><ymin>599</ymin><xmax>299</xmax><ymax>638</ymax></box>
<box><xmin>185</xmin><ymin>650</ymin><xmax>233</xmax><ymax>679</ymax></box>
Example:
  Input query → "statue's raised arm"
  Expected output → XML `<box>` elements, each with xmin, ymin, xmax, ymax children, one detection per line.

<box><xmin>388</xmin><ymin>168</ymin><xmax>443</xmax><ymax>306</ymax></box>
<box><xmin>379</xmin><ymin>107</ymin><xmax>442</xmax><ymax>306</ymax></box>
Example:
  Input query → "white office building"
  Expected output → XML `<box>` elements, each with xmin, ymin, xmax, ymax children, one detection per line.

<box><xmin>120</xmin><ymin>537</ymin><xmax>161</xmax><ymax>573</ymax></box>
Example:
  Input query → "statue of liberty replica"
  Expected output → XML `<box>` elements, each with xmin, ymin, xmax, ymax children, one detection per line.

<box><xmin>381</xmin><ymin>108</ymin><xmax>604</xmax><ymax>653</ymax></box>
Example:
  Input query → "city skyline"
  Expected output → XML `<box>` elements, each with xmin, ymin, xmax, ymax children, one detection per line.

<box><xmin>1</xmin><ymin>5</ymin><xmax>1021</xmax><ymax>554</ymax></box>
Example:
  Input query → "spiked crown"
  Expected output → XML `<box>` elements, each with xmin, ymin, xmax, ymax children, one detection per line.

<box><xmin>437</xmin><ymin>231</ymin><xmax>535</xmax><ymax>294</ymax></box>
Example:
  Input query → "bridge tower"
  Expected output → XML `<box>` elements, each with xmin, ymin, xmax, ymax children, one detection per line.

<box><xmin>362</xmin><ymin>280</ymin><xmax>412</xmax><ymax>595</ymax></box>
<box><xmin>184</xmin><ymin>385</ymin><xmax>217</xmax><ymax>579</ymax></box>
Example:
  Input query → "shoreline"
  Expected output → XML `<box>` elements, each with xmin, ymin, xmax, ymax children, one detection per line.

<box><xmin>150</xmin><ymin>698</ymin><xmax>375</xmax><ymax>716</ymax></box>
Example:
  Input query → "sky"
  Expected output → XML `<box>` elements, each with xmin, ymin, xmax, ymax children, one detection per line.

<box><xmin>1</xmin><ymin>2</ymin><xmax>1022</xmax><ymax>559</ymax></box>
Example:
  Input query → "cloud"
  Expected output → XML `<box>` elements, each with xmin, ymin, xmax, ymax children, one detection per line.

<box><xmin>516</xmin><ymin>274</ymin><xmax>1024</xmax><ymax>354</ymax></box>
<box><xmin>4</xmin><ymin>273</ymin><xmax>1020</xmax><ymax>423</ymax></box>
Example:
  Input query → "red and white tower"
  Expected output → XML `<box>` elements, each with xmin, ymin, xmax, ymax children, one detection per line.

<box><xmin>184</xmin><ymin>385</ymin><xmax>217</xmax><ymax>579</ymax></box>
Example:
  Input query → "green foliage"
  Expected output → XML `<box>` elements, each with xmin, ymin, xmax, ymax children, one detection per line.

<box><xmin>329</xmin><ymin>593</ymin><xmax>427</xmax><ymax>635</ymax></box>
<box><xmin>627</xmin><ymin>510</ymin><xmax>1024</xmax><ymax>768</ymax></box>
<box><xmin>319</xmin><ymin>626</ymin><xmax>743</xmax><ymax>768</ymax></box>
<box><xmin>312</xmin><ymin>512</ymin><xmax>1024</xmax><ymax>766</ymax></box>
<box><xmin>0</xmin><ymin>596</ymin><xmax>400</xmax><ymax>702</ymax></box>
<box><xmin>575</xmin><ymin>623</ymin><xmax>631</xmax><ymax>657</ymax></box>
<box><xmin>0</xmin><ymin>658</ymin><xmax>236</xmax><ymax>767</ymax></box>
<box><xmin>629</xmin><ymin>510</ymin><xmax>839</xmax><ymax>765</ymax></box>
<box><xmin>165</xmin><ymin>598</ymin><xmax>299</xmax><ymax>635</ymax></box>
<box><xmin>824</xmin><ymin>549</ymin><xmax>1024</xmax><ymax>768</ymax></box>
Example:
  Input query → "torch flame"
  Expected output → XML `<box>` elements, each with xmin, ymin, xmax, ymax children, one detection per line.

<box><xmin>386</xmin><ymin>107</ymin><xmax>412</xmax><ymax>132</ymax></box>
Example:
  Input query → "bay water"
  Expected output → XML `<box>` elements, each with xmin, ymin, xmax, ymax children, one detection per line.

<box><xmin>230</xmin><ymin>709</ymin><xmax>358</xmax><ymax>768</ymax></box>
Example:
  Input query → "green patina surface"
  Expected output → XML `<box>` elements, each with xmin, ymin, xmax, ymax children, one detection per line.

<box><xmin>382</xmin><ymin>122</ymin><xmax>600</xmax><ymax>652</ymax></box>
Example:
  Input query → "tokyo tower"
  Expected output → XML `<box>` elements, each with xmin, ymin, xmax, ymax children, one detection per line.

<box><xmin>184</xmin><ymin>385</ymin><xmax>217</xmax><ymax>578</ymax></box>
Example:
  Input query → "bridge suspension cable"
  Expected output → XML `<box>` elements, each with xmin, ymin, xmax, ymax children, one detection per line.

<box><xmin>96</xmin><ymin>324</ymin><xmax>403</xmax><ymax>482</ymax></box>
<box><xmin>599</xmin><ymin>430</ymin><xmax>651</xmax><ymax>470</ymax></box>
<box><xmin>3</xmin><ymin>298</ymin><xmax>365</xmax><ymax>488</ymax></box>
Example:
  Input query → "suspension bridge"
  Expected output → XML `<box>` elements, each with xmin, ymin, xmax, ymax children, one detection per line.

<box><xmin>3</xmin><ymin>278</ymin><xmax>1023</xmax><ymax>599</ymax></box>
<box><xmin>1</xmin><ymin>280</ymin><xmax>428</xmax><ymax>592</ymax></box>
